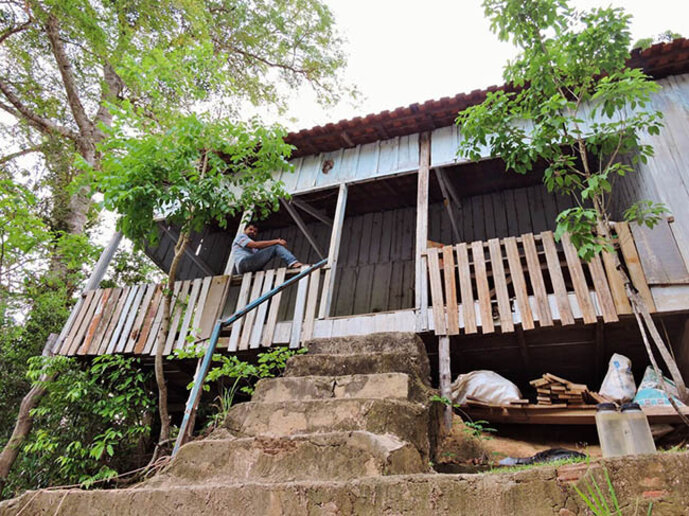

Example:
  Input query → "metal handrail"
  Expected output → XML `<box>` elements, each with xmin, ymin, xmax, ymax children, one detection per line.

<box><xmin>173</xmin><ymin>258</ymin><xmax>328</xmax><ymax>455</ymax></box>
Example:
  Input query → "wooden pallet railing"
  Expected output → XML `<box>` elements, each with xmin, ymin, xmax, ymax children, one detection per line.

<box><xmin>53</xmin><ymin>264</ymin><xmax>325</xmax><ymax>357</ymax></box>
<box><xmin>425</xmin><ymin>223</ymin><xmax>659</xmax><ymax>336</ymax></box>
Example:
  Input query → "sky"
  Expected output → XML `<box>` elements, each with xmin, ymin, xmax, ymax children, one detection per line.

<box><xmin>276</xmin><ymin>0</ymin><xmax>689</xmax><ymax>132</ymax></box>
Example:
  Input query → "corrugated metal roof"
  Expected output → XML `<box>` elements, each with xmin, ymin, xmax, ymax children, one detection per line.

<box><xmin>285</xmin><ymin>38</ymin><xmax>689</xmax><ymax>158</ymax></box>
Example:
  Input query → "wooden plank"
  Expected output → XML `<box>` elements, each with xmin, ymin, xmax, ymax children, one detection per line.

<box><xmin>541</xmin><ymin>231</ymin><xmax>575</xmax><ymax>325</ymax></box>
<box><xmin>442</xmin><ymin>246</ymin><xmax>460</xmax><ymax>335</ymax></box>
<box><xmin>125</xmin><ymin>284</ymin><xmax>155</xmax><ymax>353</ymax></box>
<box><xmin>63</xmin><ymin>290</ymin><xmax>97</xmax><ymax>355</ymax></box>
<box><xmin>319</xmin><ymin>183</ymin><xmax>348</xmax><ymax>318</ymax></box>
<box><xmin>434</xmin><ymin>168</ymin><xmax>462</xmax><ymax>242</ymax></box>
<box><xmin>249</xmin><ymin>269</ymin><xmax>275</xmax><ymax>348</ymax></box>
<box><xmin>504</xmin><ymin>237</ymin><xmax>535</xmax><ymax>330</ymax></box>
<box><xmin>560</xmin><ymin>232</ymin><xmax>597</xmax><ymax>324</ymax></box>
<box><xmin>67</xmin><ymin>290</ymin><xmax>104</xmax><ymax>355</ymax></box>
<box><xmin>175</xmin><ymin>278</ymin><xmax>203</xmax><ymax>350</ymax></box>
<box><xmin>438</xmin><ymin>335</ymin><xmax>452</xmax><ymax>431</ymax></box>
<box><xmin>630</xmin><ymin>220</ymin><xmax>689</xmax><ymax>285</ymax></box>
<box><xmin>115</xmin><ymin>285</ymin><xmax>146</xmax><ymax>354</ymax></box>
<box><xmin>488</xmin><ymin>238</ymin><xmax>514</xmax><ymax>332</ymax></box>
<box><xmin>455</xmin><ymin>243</ymin><xmax>477</xmax><ymax>334</ymax></box>
<box><xmin>289</xmin><ymin>266</ymin><xmax>310</xmax><ymax>349</ymax></box>
<box><xmin>197</xmin><ymin>275</ymin><xmax>231</xmax><ymax>340</ymax></box>
<box><xmin>239</xmin><ymin>272</ymin><xmax>265</xmax><ymax>351</ymax></box>
<box><xmin>90</xmin><ymin>287</ymin><xmax>124</xmax><ymax>354</ymax></box>
<box><xmin>602</xmin><ymin>250</ymin><xmax>632</xmax><ymax>315</ymax></box>
<box><xmin>415</xmin><ymin>132</ymin><xmax>430</xmax><ymax>331</ymax></box>
<box><xmin>426</xmin><ymin>247</ymin><xmax>447</xmax><ymax>335</ymax></box>
<box><xmin>164</xmin><ymin>280</ymin><xmax>191</xmax><ymax>355</ymax></box>
<box><xmin>522</xmin><ymin>233</ymin><xmax>553</xmax><ymax>327</ymax></box>
<box><xmin>134</xmin><ymin>284</ymin><xmax>163</xmax><ymax>354</ymax></box>
<box><xmin>143</xmin><ymin>284</ymin><xmax>171</xmax><ymax>355</ymax></box>
<box><xmin>281</xmin><ymin>199</ymin><xmax>325</xmax><ymax>259</ymax></box>
<box><xmin>301</xmin><ymin>268</ymin><xmax>321</xmax><ymax>342</ymax></box>
<box><xmin>189</xmin><ymin>276</ymin><xmax>213</xmax><ymax>346</ymax></box>
<box><xmin>262</xmin><ymin>268</ymin><xmax>286</xmax><ymax>347</ymax></box>
<box><xmin>616</xmin><ymin>222</ymin><xmax>656</xmax><ymax>311</ymax></box>
<box><xmin>291</xmin><ymin>197</ymin><xmax>333</xmax><ymax>226</ymax></box>
<box><xmin>471</xmin><ymin>241</ymin><xmax>494</xmax><ymax>333</ymax></box>
<box><xmin>78</xmin><ymin>289</ymin><xmax>112</xmax><ymax>355</ymax></box>
<box><xmin>228</xmin><ymin>273</ymin><xmax>253</xmax><ymax>352</ymax></box>
<box><xmin>587</xmin><ymin>254</ymin><xmax>619</xmax><ymax>323</ymax></box>
<box><xmin>106</xmin><ymin>286</ymin><xmax>137</xmax><ymax>354</ymax></box>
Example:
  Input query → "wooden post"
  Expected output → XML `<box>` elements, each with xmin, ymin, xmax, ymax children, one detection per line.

<box><xmin>53</xmin><ymin>231</ymin><xmax>122</xmax><ymax>352</ymax></box>
<box><xmin>291</xmin><ymin>198</ymin><xmax>333</xmax><ymax>227</ymax></box>
<box><xmin>281</xmin><ymin>198</ymin><xmax>325</xmax><ymax>259</ymax></box>
<box><xmin>318</xmin><ymin>183</ymin><xmax>348</xmax><ymax>319</ymax></box>
<box><xmin>434</xmin><ymin>168</ymin><xmax>462</xmax><ymax>242</ymax></box>
<box><xmin>223</xmin><ymin>211</ymin><xmax>251</xmax><ymax>275</ymax></box>
<box><xmin>438</xmin><ymin>335</ymin><xmax>453</xmax><ymax>431</ymax></box>
<box><xmin>415</xmin><ymin>132</ymin><xmax>431</xmax><ymax>332</ymax></box>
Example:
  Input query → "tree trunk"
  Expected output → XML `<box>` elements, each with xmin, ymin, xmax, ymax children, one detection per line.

<box><xmin>155</xmin><ymin>232</ymin><xmax>190</xmax><ymax>446</ymax></box>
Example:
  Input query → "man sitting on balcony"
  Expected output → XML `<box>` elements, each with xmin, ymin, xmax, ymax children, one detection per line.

<box><xmin>232</xmin><ymin>223</ymin><xmax>303</xmax><ymax>274</ymax></box>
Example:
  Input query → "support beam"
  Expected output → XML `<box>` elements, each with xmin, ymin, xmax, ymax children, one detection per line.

<box><xmin>280</xmin><ymin>199</ymin><xmax>325</xmax><ymax>259</ymax></box>
<box><xmin>434</xmin><ymin>167</ymin><xmax>462</xmax><ymax>242</ymax></box>
<box><xmin>318</xmin><ymin>183</ymin><xmax>348</xmax><ymax>319</ymax></box>
<box><xmin>223</xmin><ymin>211</ymin><xmax>251</xmax><ymax>275</ymax></box>
<box><xmin>516</xmin><ymin>327</ymin><xmax>530</xmax><ymax>370</ymax></box>
<box><xmin>438</xmin><ymin>335</ymin><xmax>453</xmax><ymax>431</ymax></box>
<box><xmin>158</xmin><ymin>223</ymin><xmax>214</xmax><ymax>276</ymax></box>
<box><xmin>595</xmin><ymin>321</ymin><xmax>605</xmax><ymax>383</ymax></box>
<box><xmin>54</xmin><ymin>231</ymin><xmax>122</xmax><ymax>351</ymax></box>
<box><xmin>415</xmin><ymin>132</ymin><xmax>431</xmax><ymax>332</ymax></box>
<box><xmin>291</xmin><ymin>198</ymin><xmax>333</xmax><ymax>227</ymax></box>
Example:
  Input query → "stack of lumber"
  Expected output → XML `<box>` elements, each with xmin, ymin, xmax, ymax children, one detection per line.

<box><xmin>530</xmin><ymin>373</ymin><xmax>590</xmax><ymax>406</ymax></box>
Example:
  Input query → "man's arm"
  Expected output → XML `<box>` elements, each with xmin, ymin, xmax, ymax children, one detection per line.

<box><xmin>246</xmin><ymin>238</ymin><xmax>287</xmax><ymax>249</ymax></box>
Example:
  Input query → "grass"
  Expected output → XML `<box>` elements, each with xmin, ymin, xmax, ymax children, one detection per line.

<box><xmin>485</xmin><ymin>455</ymin><xmax>588</xmax><ymax>474</ymax></box>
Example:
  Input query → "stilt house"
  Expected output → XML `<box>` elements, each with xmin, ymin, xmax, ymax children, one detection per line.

<box><xmin>51</xmin><ymin>39</ymin><xmax>689</xmax><ymax>422</ymax></box>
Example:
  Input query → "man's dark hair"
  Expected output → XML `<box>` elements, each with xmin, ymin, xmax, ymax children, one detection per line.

<box><xmin>246</xmin><ymin>221</ymin><xmax>259</xmax><ymax>230</ymax></box>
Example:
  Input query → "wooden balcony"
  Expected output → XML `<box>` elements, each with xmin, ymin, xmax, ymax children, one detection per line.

<box><xmin>424</xmin><ymin>220</ymin><xmax>689</xmax><ymax>336</ymax></box>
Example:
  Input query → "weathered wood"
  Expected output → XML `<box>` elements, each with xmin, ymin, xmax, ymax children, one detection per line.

<box><xmin>455</xmin><ymin>243</ymin><xmax>477</xmax><ymax>334</ymax></box>
<box><xmin>62</xmin><ymin>290</ymin><xmax>97</xmax><ymax>355</ymax></box>
<box><xmin>125</xmin><ymin>285</ymin><xmax>156</xmax><ymax>353</ymax></box>
<box><xmin>427</xmin><ymin>247</ymin><xmax>447</xmax><ymax>335</ymax></box>
<box><xmin>78</xmin><ymin>288</ymin><xmax>112</xmax><ymax>355</ymax></box>
<box><xmin>522</xmin><ymin>233</ymin><xmax>553</xmax><ymax>327</ymax></box>
<box><xmin>541</xmin><ymin>231</ymin><xmax>575</xmax><ymax>326</ymax></box>
<box><xmin>616</xmin><ymin>222</ymin><xmax>656</xmax><ymax>311</ymax></box>
<box><xmin>115</xmin><ymin>285</ymin><xmax>146</xmax><ymax>353</ymax></box>
<box><xmin>189</xmin><ymin>276</ymin><xmax>213</xmax><ymax>346</ymax></box>
<box><xmin>134</xmin><ymin>285</ymin><xmax>163</xmax><ymax>354</ymax></box>
<box><xmin>290</xmin><ymin>266</ymin><xmax>310</xmax><ymax>349</ymax></box>
<box><xmin>69</xmin><ymin>290</ymin><xmax>104</xmax><ymax>355</ymax></box>
<box><xmin>630</xmin><ymin>219</ymin><xmax>689</xmax><ymax>285</ymax></box>
<box><xmin>434</xmin><ymin>168</ymin><xmax>462</xmax><ymax>242</ymax></box>
<box><xmin>504</xmin><ymin>237</ymin><xmax>535</xmax><ymax>330</ymax></box>
<box><xmin>471</xmin><ymin>241</ymin><xmax>494</xmax><ymax>334</ymax></box>
<box><xmin>442</xmin><ymin>246</ymin><xmax>460</xmax><ymax>335</ymax></box>
<box><xmin>92</xmin><ymin>288</ymin><xmax>125</xmax><ymax>354</ymax></box>
<box><xmin>228</xmin><ymin>273</ymin><xmax>253</xmax><ymax>352</ymax></box>
<box><xmin>438</xmin><ymin>335</ymin><xmax>452</xmax><ymax>431</ymax></box>
<box><xmin>175</xmin><ymin>278</ymin><xmax>202</xmax><ymax>350</ymax></box>
<box><xmin>560</xmin><ymin>232</ymin><xmax>597</xmax><ymax>324</ymax></box>
<box><xmin>602</xmin><ymin>249</ymin><xmax>632</xmax><ymax>315</ymax></box>
<box><xmin>158</xmin><ymin>222</ymin><xmax>214</xmax><ymax>276</ymax></box>
<box><xmin>198</xmin><ymin>275</ymin><xmax>231</xmax><ymax>340</ymax></box>
<box><xmin>587</xmin><ymin>254</ymin><xmax>618</xmax><ymax>323</ymax></box>
<box><xmin>488</xmin><ymin>238</ymin><xmax>514</xmax><ymax>332</ymax></box>
<box><xmin>319</xmin><ymin>183</ymin><xmax>348</xmax><ymax>318</ymax></box>
<box><xmin>301</xmin><ymin>268</ymin><xmax>322</xmax><ymax>342</ymax></box>
<box><xmin>143</xmin><ymin>285</ymin><xmax>169</xmax><ymax>355</ymax></box>
<box><xmin>262</xmin><ymin>267</ymin><xmax>287</xmax><ymax>347</ymax></box>
<box><xmin>164</xmin><ymin>280</ymin><xmax>192</xmax><ymax>355</ymax></box>
<box><xmin>106</xmin><ymin>286</ymin><xmax>138</xmax><ymax>354</ymax></box>
<box><xmin>415</xmin><ymin>132</ymin><xmax>430</xmax><ymax>332</ymax></box>
<box><xmin>248</xmin><ymin>269</ymin><xmax>275</xmax><ymax>349</ymax></box>
<box><xmin>239</xmin><ymin>272</ymin><xmax>265</xmax><ymax>351</ymax></box>
<box><xmin>291</xmin><ymin>197</ymin><xmax>333</xmax><ymax>226</ymax></box>
<box><xmin>281</xmin><ymin>199</ymin><xmax>325</xmax><ymax>259</ymax></box>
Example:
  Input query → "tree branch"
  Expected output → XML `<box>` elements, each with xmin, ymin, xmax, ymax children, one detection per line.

<box><xmin>0</xmin><ymin>18</ymin><xmax>33</xmax><ymax>46</ymax></box>
<box><xmin>0</xmin><ymin>79</ymin><xmax>77</xmax><ymax>139</ymax></box>
<box><xmin>0</xmin><ymin>145</ymin><xmax>43</xmax><ymax>165</ymax></box>
<box><xmin>45</xmin><ymin>14</ymin><xmax>93</xmax><ymax>139</ymax></box>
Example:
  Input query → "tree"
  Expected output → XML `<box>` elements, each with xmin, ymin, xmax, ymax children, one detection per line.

<box><xmin>456</xmin><ymin>0</ymin><xmax>689</xmax><ymax>406</ymax></box>
<box><xmin>0</xmin><ymin>0</ymin><xmax>349</xmax><ymax>283</ymax></box>
<box><xmin>93</xmin><ymin>113</ymin><xmax>292</xmax><ymax>446</ymax></box>
<box><xmin>633</xmin><ymin>30</ymin><xmax>683</xmax><ymax>51</ymax></box>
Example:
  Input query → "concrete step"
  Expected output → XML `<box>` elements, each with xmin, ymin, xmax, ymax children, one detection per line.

<box><xmin>8</xmin><ymin>453</ymin><xmax>689</xmax><ymax>516</ymax></box>
<box><xmin>252</xmin><ymin>372</ymin><xmax>428</xmax><ymax>403</ymax></box>
<box><xmin>223</xmin><ymin>398</ymin><xmax>435</xmax><ymax>459</ymax></box>
<box><xmin>145</xmin><ymin>431</ymin><xmax>427</xmax><ymax>486</ymax></box>
<box><xmin>305</xmin><ymin>332</ymin><xmax>426</xmax><ymax>356</ymax></box>
<box><xmin>285</xmin><ymin>352</ymin><xmax>431</xmax><ymax>384</ymax></box>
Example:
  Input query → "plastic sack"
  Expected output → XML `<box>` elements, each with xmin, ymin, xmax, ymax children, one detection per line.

<box><xmin>450</xmin><ymin>370</ymin><xmax>522</xmax><ymax>405</ymax></box>
<box><xmin>633</xmin><ymin>366</ymin><xmax>686</xmax><ymax>407</ymax></box>
<box><xmin>599</xmin><ymin>353</ymin><xmax>636</xmax><ymax>404</ymax></box>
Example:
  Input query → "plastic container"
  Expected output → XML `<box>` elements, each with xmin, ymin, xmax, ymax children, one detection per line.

<box><xmin>595</xmin><ymin>403</ymin><xmax>627</xmax><ymax>458</ymax></box>
<box><xmin>621</xmin><ymin>402</ymin><xmax>656</xmax><ymax>455</ymax></box>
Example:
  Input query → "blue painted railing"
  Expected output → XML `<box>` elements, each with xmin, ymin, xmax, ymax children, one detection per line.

<box><xmin>172</xmin><ymin>258</ymin><xmax>328</xmax><ymax>456</ymax></box>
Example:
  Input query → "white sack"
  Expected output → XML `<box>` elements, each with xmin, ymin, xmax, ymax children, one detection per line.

<box><xmin>599</xmin><ymin>353</ymin><xmax>636</xmax><ymax>403</ymax></box>
<box><xmin>450</xmin><ymin>370</ymin><xmax>522</xmax><ymax>405</ymax></box>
